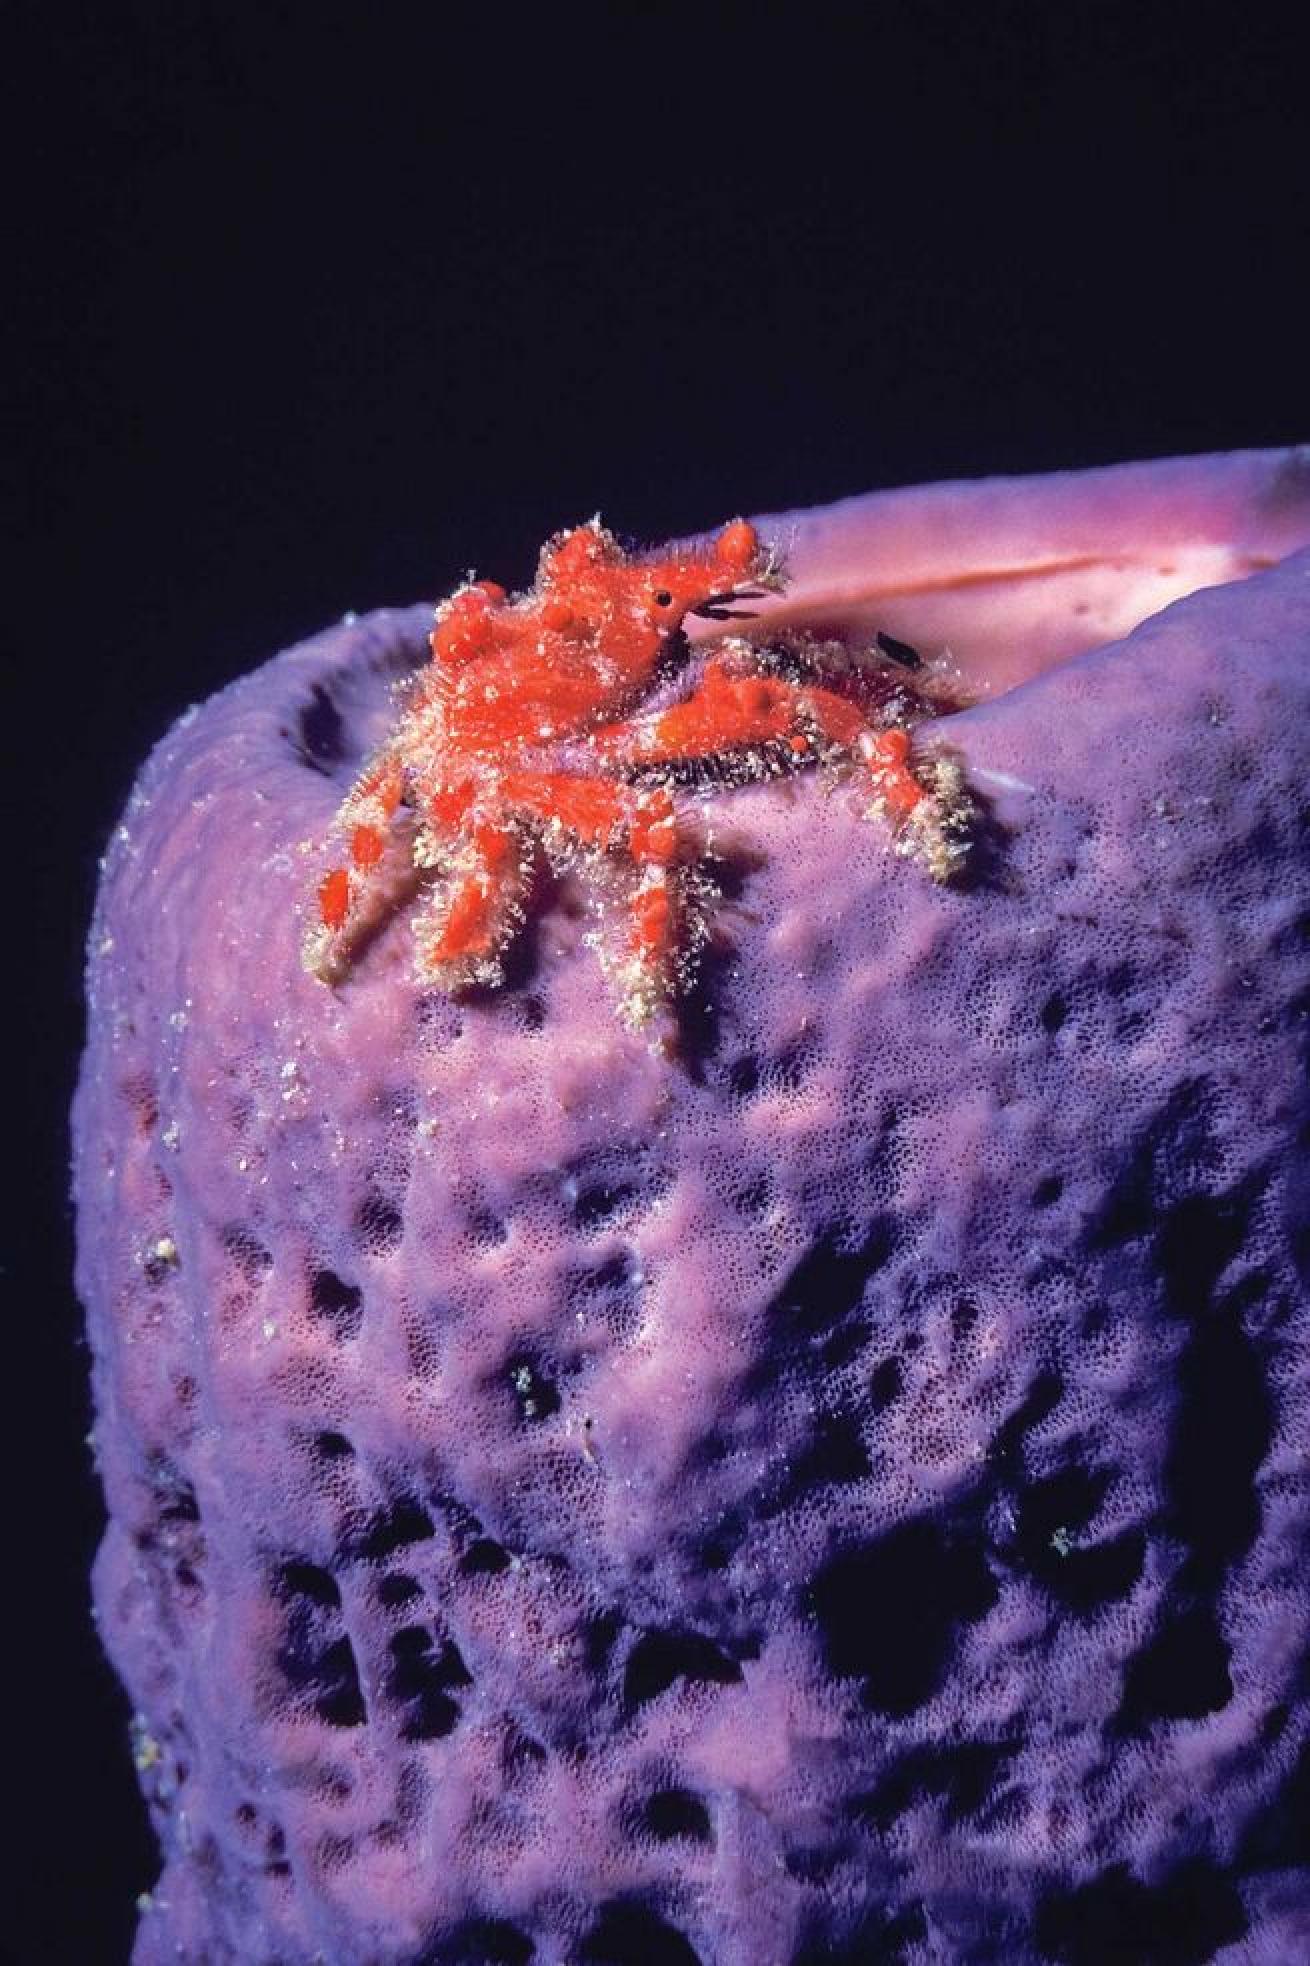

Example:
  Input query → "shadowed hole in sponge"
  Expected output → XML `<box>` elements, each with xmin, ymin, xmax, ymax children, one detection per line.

<box><xmin>574</xmin><ymin>1176</ymin><xmax>664</xmax><ymax>1232</ymax></box>
<box><xmin>313</xmin><ymin>1430</ymin><xmax>355</xmax><ymax>1461</ymax></box>
<box><xmin>991</xmin><ymin>1366</ymin><xmax>1065</xmax><ymax>1463</ymax></box>
<box><xmin>312</xmin><ymin>1641</ymin><xmax>366</xmax><ymax>1728</ymax></box>
<box><xmin>559</xmin><ymin>1141</ymin><xmax>672</xmax><ymax>1233</ymax></box>
<box><xmin>387</xmin><ymin>1627</ymin><xmax>472</xmax><ymax>1741</ymax></box>
<box><xmin>1046</xmin><ymin>1530</ymin><xmax>1147</xmax><ymax>1615</ymax></box>
<box><xmin>726</xmin><ymin>1053</ymin><xmax>761</xmax><ymax>1099</ymax></box>
<box><xmin>970</xmin><ymin>1781</ymin><xmax>1031</xmax><ymax>1836</ymax></box>
<box><xmin>348</xmin><ymin>1498</ymin><xmax>435</xmax><ymax>1563</ymax></box>
<box><xmin>415</xmin><ymin>992</ymin><xmax>464</xmax><ymax>1052</ymax></box>
<box><xmin>1039</xmin><ymin>992</ymin><xmax>1069</xmax><ymax>1034</ymax></box>
<box><xmin>1239</xmin><ymin>1727</ymin><xmax>1310</xmax><ymax>1871</ymax></box>
<box><xmin>769</xmin><ymin>1037</ymin><xmax>820</xmax><ymax>1093</ymax></box>
<box><xmin>563</xmin><ymin>1252</ymin><xmax>646</xmax><ymax>1338</ymax></box>
<box><xmin>791</xmin><ymin>1410</ymin><xmax>872</xmax><ymax>1489</ymax></box>
<box><xmin>808</xmin><ymin>1517</ymin><xmax>997</xmax><ymax>1716</ymax></box>
<box><xmin>790</xmin><ymin>1901</ymin><xmax>928</xmax><ymax>1966</ymax></box>
<box><xmin>503</xmin><ymin>1727</ymin><xmax>547</xmax><ymax>1780</ymax></box>
<box><xmin>417</xmin><ymin>1916</ymin><xmax>536</xmax><ymax>1966</ymax></box>
<box><xmin>292</xmin><ymin>680</ymin><xmax>348</xmax><ymax>775</ymax></box>
<box><xmin>223</xmin><ymin>1226</ymin><xmax>273</xmax><ymax>1284</ymax></box>
<box><xmin>1114</xmin><ymin>1218</ymin><xmax>1270</xmax><ymax>1725</ymax></box>
<box><xmin>287</xmin><ymin>631</ymin><xmax>421</xmax><ymax>781</ymax></box>
<box><xmin>467</xmin><ymin>1205</ymin><xmax>509</xmax><ymax>1248</ymax></box>
<box><xmin>275</xmin><ymin>1608</ymin><xmax>366</xmax><ymax>1729</ymax></box>
<box><xmin>377</xmin><ymin>1572</ymin><xmax>423</xmax><ymax>1608</ymax></box>
<box><xmin>732</xmin><ymin>1176</ymin><xmax>774</xmax><ymax>1218</ymax></box>
<box><xmin>768</xmin><ymin>1217</ymin><xmax>896</xmax><ymax>1336</ymax></box>
<box><xmin>723</xmin><ymin>1034</ymin><xmax>819</xmax><ymax>1101</ymax></box>
<box><xmin>517</xmin><ymin>993</ymin><xmax>547</xmax><ymax>1032</ymax></box>
<box><xmin>851</xmin><ymin>1739</ymin><xmax>1010</xmax><ymax>1832</ymax></box>
<box><xmin>573</xmin><ymin>1181</ymin><xmax>643</xmax><ymax>1231</ymax></box>
<box><xmin>316</xmin><ymin>1830</ymin><xmax>357</xmax><ymax>1873</ymax></box>
<box><xmin>275</xmin><ymin>1560</ymin><xmax>341</xmax><ymax>1610</ymax></box>
<box><xmin>1121</xmin><ymin>1603</ymin><xmax>1233</xmax><ymax>1723</ymax></box>
<box><xmin>580</xmin><ymin>1901</ymin><xmax>703</xmax><ymax>1966</ymax></box>
<box><xmin>1010</xmin><ymin>1463</ymin><xmax>1147</xmax><ymax>1614</ymax></box>
<box><xmin>1159</xmin><ymin>1254</ymin><xmax>1270</xmax><ymax>1585</ymax></box>
<box><xmin>1034</xmin><ymin>1858</ymin><xmax>1247</xmax><ymax>1966</ymax></box>
<box><xmin>1015</xmin><ymin>1464</ymin><xmax>1108</xmax><ymax>1541</ymax></box>
<box><xmin>354</xmin><ymin>1191</ymin><xmax>404</xmax><ymax>1255</ymax></box>
<box><xmin>639</xmin><ymin>1788</ymin><xmax>714</xmax><ymax>1845</ymax></box>
<box><xmin>761</xmin><ymin>1410</ymin><xmax>872</xmax><ymax>1518</ymax></box>
<box><xmin>505</xmin><ymin>1355</ymin><xmax>561</xmax><ymax>1425</ymax></box>
<box><xmin>309</xmin><ymin>1269</ymin><xmax>364</xmax><ymax>1340</ymax></box>
<box><xmin>1157</xmin><ymin>1189</ymin><xmax>1259</xmax><ymax>1326</ymax></box>
<box><xmin>461</xmin><ymin>1537</ymin><xmax>511</xmax><ymax>1576</ymax></box>
<box><xmin>869</xmin><ymin>1357</ymin><xmax>904</xmax><ymax>1411</ymax></box>
<box><xmin>1090</xmin><ymin>1080</ymin><xmax>1229</xmax><ymax>1247</ymax></box>
<box><xmin>623</xmin><ymin>1630</ymin><xmax>742</xmax><ymax>1709</ymax></box>
<box><xmin>147</xmin><ymin>1454</ymin><xmax>200</xmax><ymax>1523</ymax></box>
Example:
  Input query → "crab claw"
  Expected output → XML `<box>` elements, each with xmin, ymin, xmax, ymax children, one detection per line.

<box><xmin>689</xmin><ymin>592</ymin><xmax>764</xmax><ymax>622</ymax></box>
<box><xmin>689</xmin><ymin>522</ymin><xmax>782</xmax><ymax>619</ymax></box>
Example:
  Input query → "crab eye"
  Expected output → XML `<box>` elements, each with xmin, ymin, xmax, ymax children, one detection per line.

<box><xmin>653</xmin><ymin>589</ymin><xmax>674</xmax><ymax>609</ymax></box>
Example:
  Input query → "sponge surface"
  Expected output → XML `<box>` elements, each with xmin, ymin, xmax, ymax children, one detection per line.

<box><xmin>74</xmin><ymin>451</ymin><xmax>1310</xmax><ymax>1963</ymax></box>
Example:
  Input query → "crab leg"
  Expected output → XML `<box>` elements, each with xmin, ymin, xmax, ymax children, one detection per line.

<box><xmin>412</xmin><ymin>819</ymin><xmax>528</xmax><ymax>983</ymax></box>
<box><xmin>499</xmin><ymin>770</ymin><xmax>677</xmax><ymax>862</ymax></box>
<box><xmin>593</xmin><ymin>654</ymin><xmax>928</xmax><ymax>818</ymax></box>
<box><xmin>499</xmin><ymin>769</ymin><xmax>684</xmax><ymax>1003</ymax></box>
<box><xmin>304</xmin><ymin>753</ymin><xmax>408</xmax><ymax>979</ymax></box>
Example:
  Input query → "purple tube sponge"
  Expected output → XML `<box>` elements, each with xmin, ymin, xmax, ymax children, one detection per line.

<box><xmin>74</xmin><ymin>450</ymin><xmax>1310</xmax><ymax>1964</ymax></box>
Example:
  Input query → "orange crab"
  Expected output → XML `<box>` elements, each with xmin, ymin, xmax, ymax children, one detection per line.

<box><xmin>302</xmin><ymin>517</ymin><xmax>967</xmax><ymax>1023</ymax></box>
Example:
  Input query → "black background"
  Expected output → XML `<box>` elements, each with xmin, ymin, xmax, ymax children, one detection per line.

<box><xmin>9</xmin><ymin>4</ymin><xmax>1308</xmax><ymax>1959</ymax></box>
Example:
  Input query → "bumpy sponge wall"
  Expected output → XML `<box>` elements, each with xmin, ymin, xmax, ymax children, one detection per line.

<box><xmin>73</xmin><ymin>454</ymin><xmax>1310</xmax><ymax>1964</ymax></box>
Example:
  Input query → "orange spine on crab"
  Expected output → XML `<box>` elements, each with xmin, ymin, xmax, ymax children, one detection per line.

<box><xmin>630</xmin><ymin>874</ymin><xmax>675</xmax><ymax>967</ymax></box>
<box><xmin>319</xmin><ymin>866</ymin><xmax>351</xmax><ymax>931</ymax></box>
<box><xmin>351</xmin><ymin>825</ymin><xmax>384</xmax><ymax>868</ymax></box>
<box><xmin>628</xmin><ymin>788</ymin><xmax>678</xmax><ymax>865</ymax></box>
<box><xmin>431</xmin><ymin>887</ymin><xmax>490</xmax><ymax>959</ymax></box>
<box><xmin>864</xmin><ymin>727</ymin><xmax>926</xmax><ymax>815</ymax></box>
<box><xmin>715</xmin><ymin>517</ymin><xmax>759</xmax><ymax>572</ymax></box>
<box><xmin>430</xmin><ymin>581</ymin><xmax>508</xmax><ymax>666</ymax></box>
<box><xmin>424</xmin><ymin>825</ymin><xmax>522</xmax><ymax>965</ymax></box>
<box><xmin>356</xmin><ymin>758</ymin><xmax>405</xmax><ymax>814</ymax></box>
<box><xmin>475</xmin><ymin>823</ymin><xmax>520</xmax><ymax>878</ymax></box>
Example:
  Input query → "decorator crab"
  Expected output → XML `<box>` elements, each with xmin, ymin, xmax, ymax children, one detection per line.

<box><xmin>302</xmin><ymin>518</ymin><xmax>970</xmax><ymax>1024</ymax></box>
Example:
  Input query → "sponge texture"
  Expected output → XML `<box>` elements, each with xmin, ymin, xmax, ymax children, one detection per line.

<box><xmin>74</xmin><ymin>451</ymin><xmax>1310</xmax><ymax>1964</ymax></box>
